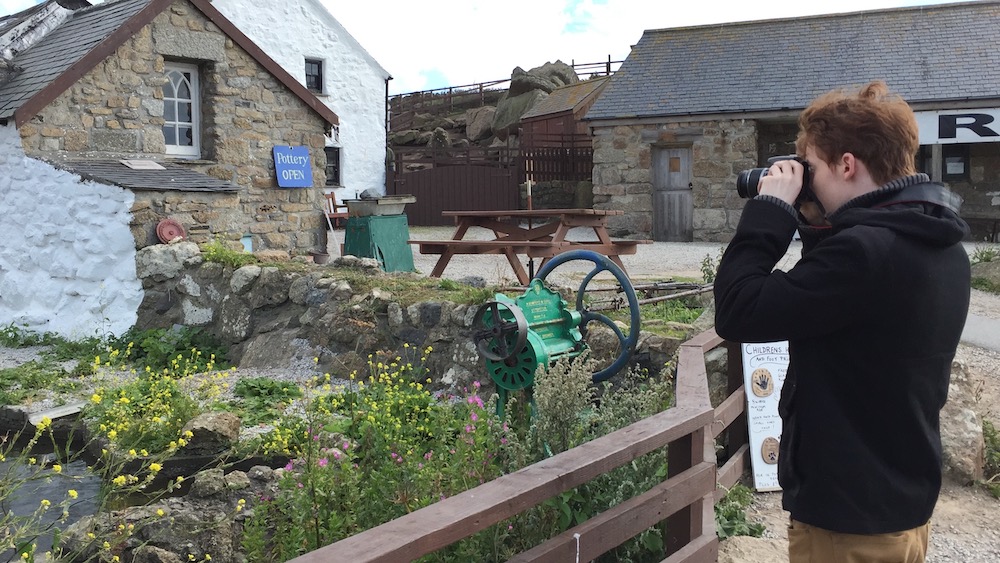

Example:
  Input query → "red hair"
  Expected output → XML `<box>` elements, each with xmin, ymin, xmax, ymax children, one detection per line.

<box><xmin>795</xmin><ymin>81</ymin><xmax>918</xmax><ymax>185</ymax></box>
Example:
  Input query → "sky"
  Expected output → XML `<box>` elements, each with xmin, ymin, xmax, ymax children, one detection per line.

<box><xmin>1</xmin><ymin>0</ymin><xmax>972</xmax><ymax>95</ymax></box>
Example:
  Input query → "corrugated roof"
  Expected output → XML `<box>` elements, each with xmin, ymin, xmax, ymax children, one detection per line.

<box><xmin>0</xmin><ymin>0</ymin><xmax>150</xmax><ymax>120</ymax></box>
<box><xmin>522</xmin><ymin>77</ymin><xmax>608</xmax><ymax>121</ymax></box>
<box><xmin>51</xmin><ymin>159</ymin><xmax>241</xmax><ymax>191</ymax></box>
<box><xmin>586</xmin><ymin>1</ymin><xmax>1000</xmax><ymax>121</ymax></box>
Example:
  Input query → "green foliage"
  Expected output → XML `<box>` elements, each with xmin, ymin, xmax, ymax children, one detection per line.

<box><xmin>0</xmin><ymin>360</ymin><xmax>81</xmax><ymax>404</ymax></box>
<box><xmin>701</xmin><ymin>247</ymin><xmax>725</xmax><ymax>284</ymax></box>
<box><xmin>200</xmin><ymin>239</ymin><xmax>260</xmax><ymax>268</ymax></box>
<box><xmin>983</xmin><ymin>420</ymin><xmax>1000</xmax><ymax>499</ymax></box>
<box><xmin>113</xmin><ymin>326</ymin><xmax>229</xmax><ymax>373</ymax></box>
<box><xmin>715</xmin><ymin>484</ymin><xmax>766</xmax><ymax>539</ymax></box>
<box><xmin>970</xmin><ymin>244</ymin><xmax>999</xmax><ymax>265</ymax></box>
<box><xmin>641</xmin><ymin>298</ymin><xmax>704</xmax><ymax>326</ymax></box>
<box><xmin>84</xmin><ymin>370</ymin><xmax>201</xmax><ymax>454</ymax></box>
<box><xmin>229</xmin><ymin>377</ymin><xmax>303</xmax><ymax>425</ymax></box>
<box><xmin>972</xmin><ymin>277</ymin><xmax>1000</xmax><ymax>295</ymax></box>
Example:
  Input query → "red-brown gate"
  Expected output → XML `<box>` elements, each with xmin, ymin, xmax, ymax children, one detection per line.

<box><xmin>388</xmin><ymin>146</ymin><xmax>520</xmax><ymax>226</ymax></box>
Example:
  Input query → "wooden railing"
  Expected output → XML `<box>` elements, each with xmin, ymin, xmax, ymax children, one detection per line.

<box><xmin>388</xmin><ymin>57</ymin><xmax>624</xmax><ymax>132</ymax></box>
<box><xmin>289</xmin><ymin>328</ymin><xmax>749</xmax><ymax>562</ymax></box>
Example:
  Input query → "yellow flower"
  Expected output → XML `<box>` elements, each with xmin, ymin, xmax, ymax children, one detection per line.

<box><xmin>149</xmin><ymin>463</ymin><xmax>162</xmax><ymax>472</ymax></box>
<box><xmin>103</xmin><ymin>542</ymin><xmax>111</xmax><ymax>550</ymax></box>
<box><xmin>91</xmin><ymin>394</ymin><xmax>102</xmax><ymax>404</ymax></box>
<box><xmin>67</xmin><ymin>489</ymin><xmax>79</xmax><ymax>499</ymax></box>
<box><xmin>107</xmin><ymin>430</ymin><xmax>117</xmax><ymax>440</ymax></box>
<box><xmin>112</xmin><ymin>475</ymin><xmax>127</xmax><ymax>487</ymax></box>
<box><xmin>40</xmin><ymin>499</ymin><xmax>51</xmax><ymax>508</ymax></box>
<box><xmin>204</xmin><ymin>555</ymin><xmax>211</xmax><ymax>561</ymax></box>
<box><xmin>176</xmin><ymin>476</ymin><xmax>185</xmax><ymax>483</ymax></box>
<box><xmin>157</xmin><ymin>508</ymin><xmax>165</xmax><ymax>517</ymax></box>
<box><xmin>129</xmin><ymin>449</ymin><xmax>137</xmax><ymax>457</ymax></box>
<box><xmin>113</xmin><ymin>557</ymin><xmax>120</xmax><ymax>562</ymax></box>
<box><xmin>37</xmin><ymin>416</ymin><xmax>51</xmax><ymax>431</ymax></box>
<box><xmin>52</xmin><ymin>464</ymin><xmax>62</xmax><ymax>473</ymax></box>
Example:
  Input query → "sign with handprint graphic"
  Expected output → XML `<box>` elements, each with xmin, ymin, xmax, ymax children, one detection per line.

<box><xmin>741</xmin><ymin>341</ymin><xmax>789</xmax><ymax>491</ymax></box>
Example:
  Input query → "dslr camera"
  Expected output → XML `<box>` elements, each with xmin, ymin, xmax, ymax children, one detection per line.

<box><xmin>736</xmin><ymin>155</ymin><xmax>813</xmax><ymax>204</ymax></box>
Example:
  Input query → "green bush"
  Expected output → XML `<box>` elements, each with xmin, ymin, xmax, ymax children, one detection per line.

<box><xmin>112</xmin><ymin>326</ymin><xmax>229</xmax><ymax>373</ymax></box>
<box><xmin>715</xmin><ymin>484</ymin><xmax>765</xmax><ymax>539</ymax></box>
<box><xmin>200</xmin><ymin>240</ymin><xmax>260</xmax><ymax>268</ymax></box>
<box><xmin>983</xmin><ymin>420</ymin><xmax>1000</xmax><ymax>499</ymax></box>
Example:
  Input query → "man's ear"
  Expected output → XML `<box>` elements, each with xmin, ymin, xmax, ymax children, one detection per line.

<box><xmin>840</xmin><ymin>153</ymin><xmax>858</xmax><ymax>180</ymax></box>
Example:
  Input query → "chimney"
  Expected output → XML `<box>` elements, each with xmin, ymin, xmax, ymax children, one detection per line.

<box><xmin>1</xmin><ymin>1</ymin><xmax>80</xmax><ymax>64</ymax></box>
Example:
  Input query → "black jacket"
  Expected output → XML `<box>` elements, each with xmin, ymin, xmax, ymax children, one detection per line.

<box><xmin>714</xmin><ymin>176</ymin><xmax>971</xmax><ymax>534</ymax></box>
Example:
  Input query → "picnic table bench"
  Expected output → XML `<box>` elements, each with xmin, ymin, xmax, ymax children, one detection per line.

<box><xmin>409</xmin><ymin>209</ymin><xmax>651</xmax><ymax>285</ymax></box>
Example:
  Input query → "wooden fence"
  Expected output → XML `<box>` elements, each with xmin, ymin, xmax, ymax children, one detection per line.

<box><xmin>289</xmin><ymin>328</ymin><xmax>750</xmax><ymax>562</ymax></box>
<box><xmin>388</xmin><ymin>57</ymin><xmax>623</xmax><ymax>132</ymax></box>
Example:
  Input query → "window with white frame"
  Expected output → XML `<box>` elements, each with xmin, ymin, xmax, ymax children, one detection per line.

<box><xmin>305</xmin><ymin>58</ymin><xmax>323</xmax><ymax>94</ymax></box>
<box><xmin>162</xmin><ymin>62</ymin><xmax>200</xmax><ymax>157</ymax></box>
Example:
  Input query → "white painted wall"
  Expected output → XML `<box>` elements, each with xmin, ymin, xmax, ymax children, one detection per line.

<box><xmin>213</xmin><ymin>0</ymin><xmax>390</xmax><ymax>198</ymax></box>
<box><xmin>0</xmin><ymin>124</ymin><xmax>142</xmax><ymax>339</ymax></box>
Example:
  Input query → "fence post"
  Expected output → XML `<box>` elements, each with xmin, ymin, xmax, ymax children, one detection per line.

<box><xmin>664</xmin><ymin>433</ymin><xmax>694</xmax><ymax>554</ymax></box>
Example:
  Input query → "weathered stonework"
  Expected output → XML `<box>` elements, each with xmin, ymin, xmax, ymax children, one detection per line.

<box><xmin>19</xmin><ymin>0</ymin><xmax>330</xmax><ymax>253</ymax></box>
<box><xmin>592</xmin><ymin>119</ymin><xmax>757</xmax><ymax>242</ymax></box>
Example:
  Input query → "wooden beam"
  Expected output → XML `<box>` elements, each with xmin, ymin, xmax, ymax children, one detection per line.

<box><xmin>507</xmin><ymin>462</ymin><xmax>716</xmax><ymax>562</ymax></box>
<box><xmin>290</xmin><ymin>405</ymin><xmax>712</xmax><ymax>563</ymax></box>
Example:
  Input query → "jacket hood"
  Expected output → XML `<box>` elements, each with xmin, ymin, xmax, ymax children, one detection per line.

<box><xmin>828</xmin><ymin>175</ymin><xmax>969</xmax><ymax>247</ymax></box>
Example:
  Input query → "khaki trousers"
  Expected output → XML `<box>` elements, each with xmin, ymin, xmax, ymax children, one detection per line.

<box><xmin>788</xmin><ymin>519</ymin><xmax>930</xmax><ymax>563</ymax></box>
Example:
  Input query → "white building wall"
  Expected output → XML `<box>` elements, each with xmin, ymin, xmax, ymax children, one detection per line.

<box><xmin>214</xmin><ymin>0</ymin><xmax>390</xmax><ymax>198</ymax></box>
<box><xmin>0</xmin><ymin>124</ymin><xmax>141</xmax><ymax>339</ymax></box>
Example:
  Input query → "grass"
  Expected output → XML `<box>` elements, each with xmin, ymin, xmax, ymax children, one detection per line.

<box><xmin>972</xmin><ymin>277</ymin><xmax>1000</xmax><ymax>295</ymax></box>
<box><xmin>984</xmin><ymin>420</ymin><xmax>1000</xmax><ymax>499</ymax></box>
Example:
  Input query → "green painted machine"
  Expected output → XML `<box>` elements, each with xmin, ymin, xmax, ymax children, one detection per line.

<box><xmin>472</xmin><ymin>250</ymin><xmax>641</xmax><ymax>412</ymax></box>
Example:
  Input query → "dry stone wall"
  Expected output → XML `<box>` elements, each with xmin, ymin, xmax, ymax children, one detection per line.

<box><xmin>19</xmin><ymin>0</ymin><xmax>330</xmax><ymax>253</ymax></box>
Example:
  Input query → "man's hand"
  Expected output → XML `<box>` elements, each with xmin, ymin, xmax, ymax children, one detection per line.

<box><xmin>759</xmin><ymin>158</ymin><xmax>804</xmax><ymax>206</ymax></box>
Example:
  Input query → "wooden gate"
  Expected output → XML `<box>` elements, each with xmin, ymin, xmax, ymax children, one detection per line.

<box><xmin>388</xmin><ymin>146</ymin><xmax>520</xmax><ymax>226</ymax></box>
<box><xmin>653</xmin><ymin>147</ymin><xmax>694</xmax><ymax>242</ymax></box>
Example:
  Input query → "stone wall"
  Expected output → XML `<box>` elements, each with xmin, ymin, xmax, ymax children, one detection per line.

<box><xmin>0</xmin><ymin>125</ymin><xmax>142</xmax><ymax>338</ymax></box>
<box><xmin>135</xmin><ymin>242</ymin><xmax>689</xmax><ymax>392</ymax></box>
<box><xmin>592</xmin><ymin>120</ymin><xmax>758</xmax><ymax>242</ymax></box>
<box><xmin>19</xmin><ymin>0</ymin><xmax>331</xmax><ymax>253</ymax></box>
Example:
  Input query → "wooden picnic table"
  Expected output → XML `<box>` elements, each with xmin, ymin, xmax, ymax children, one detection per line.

<box><xmin>409</xmin><ymin>208</ymin><xmax>651</xmax><ymax>285</ymax></box>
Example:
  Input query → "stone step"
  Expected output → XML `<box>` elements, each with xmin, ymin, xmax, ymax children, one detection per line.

<box><xmin>27</xmin><ymin>401</ymin><xmax>87</xmax><ymax>426</ymax></box>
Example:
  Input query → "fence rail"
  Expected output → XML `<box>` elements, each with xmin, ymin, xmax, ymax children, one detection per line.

<box><xmin>289</xmin><ymin>328</ymin><xmax>749</xmax><ymax>562</ymax></box>
<box><xmin>388</xmin><ymin>57</ymin><xmax>623</xmax><ymax>132</ymax></box>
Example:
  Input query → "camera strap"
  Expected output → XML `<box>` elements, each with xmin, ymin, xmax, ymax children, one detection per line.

<box><xmin>873</xmin><ymin>183</ymin><xmax>963</xmax><ymax>214</ymax></box>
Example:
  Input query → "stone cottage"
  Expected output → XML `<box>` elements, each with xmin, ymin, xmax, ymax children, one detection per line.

<box><xmin>212</xmin><ymin>0</ymin><xmax>392</xmax><ymax>200</ymax></box>
<box><xmin>0</xmin><ymin>0</ymin><xmax>340</xmax><ymax>337</ymax></box>
<box><xmin>585</xmin><ymin>2</ymin><xmax>1000</xmax><ymax>242</ymax></box>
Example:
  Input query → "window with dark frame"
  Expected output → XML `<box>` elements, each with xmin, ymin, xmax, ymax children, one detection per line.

<box><xmin>305</xmin><ymin>59</ymin><xmax>323</xmax><ymax>93</ymax></box>
<box><xmin>325</xmin><ymin>146</ymin><xmax>341</xmax><ymax>186</ymax></box>
<box><xmin>918</xmin><ymin>144</ymin><xmax>971</xmax><ymax>182</ymax></box>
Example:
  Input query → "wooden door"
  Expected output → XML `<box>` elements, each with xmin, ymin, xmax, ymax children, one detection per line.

<box><xmin>652</xmin><ymin>147</ymin><xmax>693</xmax><ymax>241</ymax></box>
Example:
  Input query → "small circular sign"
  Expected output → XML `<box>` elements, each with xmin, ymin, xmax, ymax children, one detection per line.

<box><xmin>751</xmin><ymin>367</ymin><xmax>774</xmax><ymax>398</ymax></box>
<box><xmin>156</xmin><ymin>218</ymin><xmax>186</xmax><ymax>243</ymax></box>
<box><xmin>761</xmin><ymin>437</ymin><xmax>780</xmax><ymax>465</ymax></box>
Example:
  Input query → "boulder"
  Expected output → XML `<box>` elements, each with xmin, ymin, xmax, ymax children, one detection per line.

<box><xmin>508</xmin><ymin>61</ymin><xmax>579</xmax><ymax>97</ymax></box>
<box><xmin>491</xmin><ymin>90</ymin><xmax>548</xmax><ymax>141</ymax></box>
<box><xmin>465</xmin><ymin>106</ymin><xmax>496</xmax><ymax>142</ymax></box>
<box><xmin>180</xmin><ymin>412</ymin><xmax>241</xmax><ymax>456</ymax></box>
<box><xmin>971</xmin><ymin>259</ymin><xmax>1000</xmax><ymax>284</ymax></box>
<box><xmin>940</xmin><ymin>360</ymin><xmax>986</xmax><ymax>483</ymax></box>
<box><xmin>136</xmin><ymin>242</ymin><xmax>202</xmax><ymax>281</ymax></box>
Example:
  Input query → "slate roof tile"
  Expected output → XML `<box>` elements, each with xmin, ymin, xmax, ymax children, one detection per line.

<box><xmin>0</xmin><ymin>0</ymin><xmax>152</xmax><ymax>119</ymax></box>
<box><xmin>587</xmin><ymin>2</ymin><xmax>1000</xmax><ymax>121</ymax></box>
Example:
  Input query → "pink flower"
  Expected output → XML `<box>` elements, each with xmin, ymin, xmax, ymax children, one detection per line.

<box><xmin>284</xmin><ymin>461</ymin><xmax>294</xmax><ymax>471</ymax></box>
<box><xmin>424</xmin><ymin>451</ymin><xmax>433</xmax><ymax>460</ymax></box>
<box><xmin>470</xmin><ymin>412</ymin><xmax>479</xmax><ymax>422</ymax></box>
<box><xmin>297</xmin><ymin>482</ymin><xmax>304</xmax><ymax>489</ymax></box>
<box><xmin>318</xmin><ymin>458</ymin><xmax>328</xmax><ymax>468</ymax></box>
<box><xmin>464</xmin><ymin>425</ymin><xmax>475</xmax><ymax>433</ymax></box>
<box><xmin>332</xmin><ymin>450</ymin><xmax>341</xmax><ymax>460</ymax></box>
<box><xmin>473</xmin><ymin>381</ymin><xmax>481</xmax><ymax>389</ymax></box>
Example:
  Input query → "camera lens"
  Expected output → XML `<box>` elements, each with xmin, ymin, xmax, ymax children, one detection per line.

<box><xmin>736</xmin><ymin>168</ymin><xmax>767</xmax><ymax>199</ymax></box>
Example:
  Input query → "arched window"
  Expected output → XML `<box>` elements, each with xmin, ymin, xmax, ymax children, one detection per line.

<box><xmin>162</xmin><ymin>63</ymin><xmax>200</xmax><ymax>157</ymax></box>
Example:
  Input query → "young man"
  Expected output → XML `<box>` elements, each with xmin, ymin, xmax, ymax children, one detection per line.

<box><xmin>714</xmin><ymin>82</ymin><xmax>971</xmax><ymax>563</ymax></box>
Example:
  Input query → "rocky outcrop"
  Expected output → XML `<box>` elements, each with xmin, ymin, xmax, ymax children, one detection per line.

<box><xmin>941</xmin><ymin>360</ymin><xmax>986</xmax><ymax>483</ymax></box>
<box><xmin>390</xmin><ymin>60</ymin><xmax>580</xmax><ymax>148</ymax></box>
<box><xmin>180</xmin><ymin>412</ymin><xmax>242</xmax><ymax>456</ymax></box>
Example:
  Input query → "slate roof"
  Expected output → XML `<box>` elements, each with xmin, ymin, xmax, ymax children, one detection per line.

<box><xmin>0</xmin><ymin>0</ymin><xmax>149</xmax><ymax>121</ymax></box>
<box><xmin>0</xmin><ymin>0</ymin><xmax>338</xmax><ymax>127</ymax></box>
<box><xmin>586</xmin><ymin>1</ymin><xmax>1000</xmax><ymax>121</ymax></box>
<box><xmin>521</xmin><ymin>77</ymin><xmax>608</xmax><ymax>121</ymax></box>
<box><xmin>51</xmin><ymin>159</ymin><xmax>241</xmax><ymax>192</ymax></box>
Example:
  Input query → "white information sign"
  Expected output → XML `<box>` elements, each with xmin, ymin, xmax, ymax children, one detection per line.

<box><xmin>915</xmin><ymin>109</ymin><xmax>1000</xmax><ymax>145</ymax></box>
<box><xmin>741</xmin><ymin>341</ymin><xmax>790</xmax><ymax>492</ymax></box>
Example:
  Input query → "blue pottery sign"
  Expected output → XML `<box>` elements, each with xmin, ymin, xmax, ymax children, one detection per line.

<box><xmin>273</xmin><ymin>146</ymin><xmax>313</xmax><ymax>188</ymax></box>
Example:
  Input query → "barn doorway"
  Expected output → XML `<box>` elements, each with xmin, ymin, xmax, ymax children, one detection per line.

<box><xmin>652</xmin><ymin>147</ymin><xmax>693</xmax><ymax>242</ymax></box>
